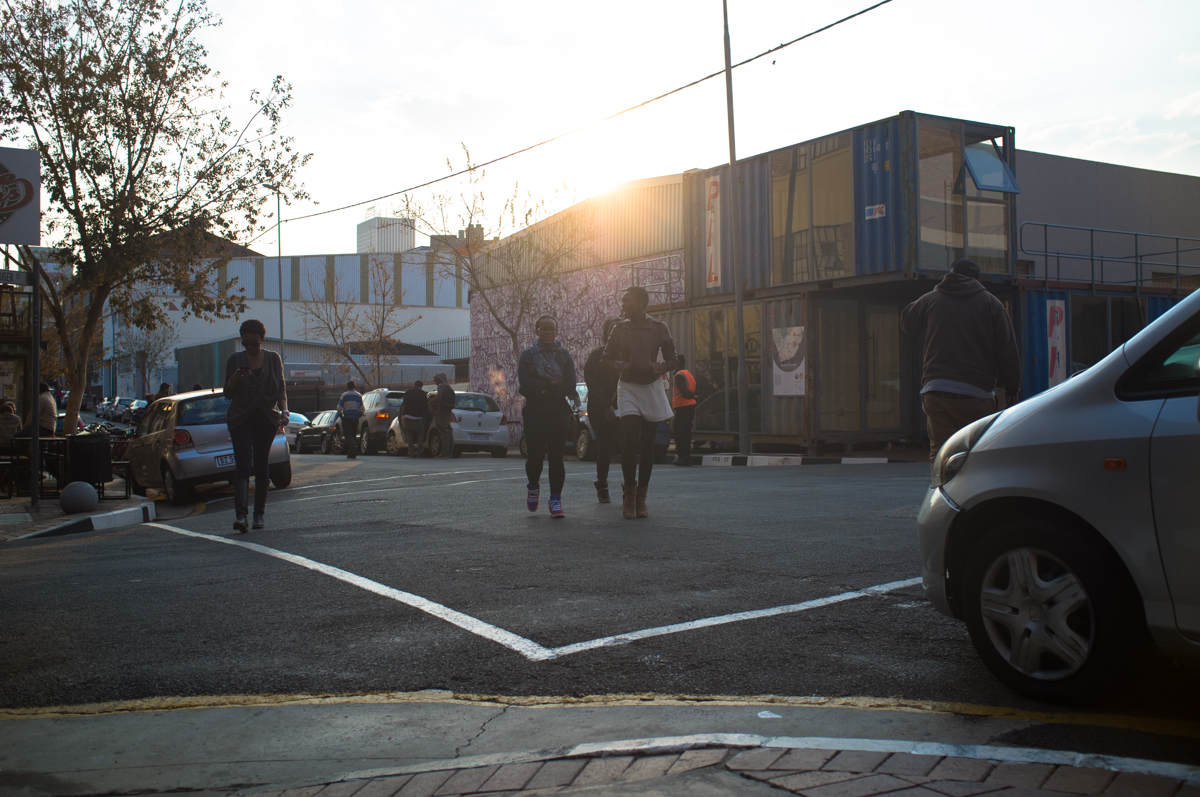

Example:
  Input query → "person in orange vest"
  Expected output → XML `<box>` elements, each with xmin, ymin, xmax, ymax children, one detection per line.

<box><xmin>672</xmin><ymin>354</ymin><xmax>697</xmax><ymax>466</ymax></box>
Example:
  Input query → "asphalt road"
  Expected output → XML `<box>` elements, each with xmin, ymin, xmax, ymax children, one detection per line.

<box><xmin>2</xmin><ymin>450</ymin><xmax>1198</xmax><ymax>763</ymax></box>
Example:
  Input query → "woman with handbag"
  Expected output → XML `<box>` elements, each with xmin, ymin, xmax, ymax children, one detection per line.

<box><xmin>223</xmin><ymin>319</ymin><xmax>288</xmax><ymax>533</ymax></box>
<box><xmin>517</xmin><ymin>315</ymin><xmax>578</xmax><ymax>519</ymax></box>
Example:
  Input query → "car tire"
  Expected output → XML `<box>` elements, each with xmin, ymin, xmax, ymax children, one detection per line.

<box><xmin>361</xmin><ymin>426</ymin><xmax>377</xmax><ymax>455</ymax></box>
<box><xmin>270</xmin><ymin>462</ymin><xmax>292</xmax><ymax>489</ymax></box>
<box><xmin>386</xmin><ymin>430</ymin><xmax>403</xmax><ymax>456</ymax></box>
<box><xmin>161</xmin><ymin>466</ymin><xmax>193</xmax><ymax>506</ymax></box>
<box><xmin>518</xmin><ymin>432</ymin><xmax>529</xmax><ymax>459</ymax></box>
<box><xmin>574</xmin><ymin>429</ymin><xmax>594</xmax><ymax>461</ymax></box>
<box><xmin>490</xmin><ymin>447</ymin><xmax>508</xmax><ymax>458</ymax></box>
<box><xmin>961</xmin><ymin>518</ymin><xmax>1144</xmax><ymax>704</ymax></box>
<box><xmin>429</xmin><ymin>431</ymin><xmax>444</xmax><ymax>459</ymax></box>
<box><xmin>321</xmin><ymin>434</ymin><xmax>332</xmax><ymax>455</ymax></box>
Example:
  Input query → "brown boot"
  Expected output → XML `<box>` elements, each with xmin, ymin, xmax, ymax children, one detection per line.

<box><xmin>622</xmin><ymin>482</ymin><xmax>637</xmax><ymax>519</ymax></box>
<box><xmin>636</xmin><ymin>486</ymin><xmax>649</xmax><ymax>518</ymax></box>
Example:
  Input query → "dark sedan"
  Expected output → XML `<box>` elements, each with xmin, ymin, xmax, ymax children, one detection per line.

<box><xmin>295</xmin><ymin>409</ymin><xmax>340</xmax><ymax>454</ymax></box>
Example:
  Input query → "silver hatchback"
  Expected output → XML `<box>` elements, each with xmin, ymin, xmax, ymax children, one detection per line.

<box><xmin>918</xmin><ymin>289</ymin><xmax>1200</xmax><ymax>703</ymax></box>
<box><xmin>124</xmin><ymin>390</ymin><xmax>291</xmax><ymax>505</ymax></box>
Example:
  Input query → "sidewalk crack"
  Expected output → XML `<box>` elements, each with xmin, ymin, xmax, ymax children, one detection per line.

<box><xmin>455</xmin><ymin>704</ymin><xmax>508</xmax><ymax>758</ymax></box>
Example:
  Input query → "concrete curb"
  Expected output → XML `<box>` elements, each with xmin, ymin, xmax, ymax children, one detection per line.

<box><xmin>8</xmin><ymin>501</ymin><xmax>157</xmax><ymax>541</ymax></box>
<box><xmin>700</xmin><ymin>455</ymin><xmax>895</xmax><ymax>466</ymax></box>
<box><xmin>233</xmin><ymin>734</ymin><xmax>1200</xmax><ymax>795</ymax></box>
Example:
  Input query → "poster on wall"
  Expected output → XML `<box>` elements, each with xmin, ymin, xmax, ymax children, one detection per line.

<box><xmin>1047</xmin><ymin>299</ymin><xmax>1066</xmax><ymax>387</ymax></box>
<box><xmin>771</xmin><ymin>326</ymin><xmax>806</xmax><ymax>396</ymax></box>
<box><xmin>705</xmin><ymin>176</ymin><xmax>721</xmax><ymax>289</ymax></box>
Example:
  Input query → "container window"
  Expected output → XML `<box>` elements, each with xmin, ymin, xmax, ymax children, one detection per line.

<box><xmin>918</xmin><ymin>123</ymin><xmax>963</xmax><ymax>270</ymax></box>
<box><xmin>770</xmin><ymin>148</ymin><xmax>810</xmax><ymax>285</ymax></box>
<box><xmin>811</xmin><ymin>135</ymin><xmax>854</xmax><ymax>280</ymax></box>
<box><xmin>963</xmin><ymin>142</ymin><xmax>1020</xmax><ymax>194</ymax></box>
<box><xmin>966</xmin><ymin>199</ymin><xmax>1009</xmax><ymax>274</ymax></box>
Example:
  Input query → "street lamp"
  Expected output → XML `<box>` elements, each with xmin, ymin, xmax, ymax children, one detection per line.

<box><xmin>265</xmin><ymin>185</ymin><xmax>285</xmax><ymax>360</ymax></box>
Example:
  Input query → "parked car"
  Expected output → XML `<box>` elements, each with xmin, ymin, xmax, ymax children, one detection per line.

<box><xmin>386</xmin><ymin>390</ymin><xmax>510</xmax><ymax>458</ymax></box>
<box><xmin>283</xmin><ymin>411</ymin><xmax>310</xmax><ymax>452</ymax></box>
<box><xmin>295</xmin><ymin>410</ymin><xmax>340</xmax><ymax>454</ymax></box>
<box><xmin>123</xmin><ymin>391</ymin><xmax>290</xmax><ymax>505</ymax></box>
<box><xmin>107</xmin><ymin>397</ymin><xmax>135</xmax><ymax>421</ymax></box>
<box><xmin>95</xmin><ymin>397</ymin><xmax>114</xmax><ymax>418</ymax></box>
<box><xmin>342</xmin><ymin>388</ymin><xmax>405</xmax><ymax>455</ymax></box>
<box><xmin>122</xmin><ymin>399</ymin><xmax>149</xmax><ymax>425</ymax></box>
<box><xmin>917</xmin><ymin>289</ymin><xmax>1200</xmax><ymax>704</ymax></box>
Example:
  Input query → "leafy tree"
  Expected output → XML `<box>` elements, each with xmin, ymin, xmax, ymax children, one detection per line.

<box><xmin>0</xmin><ymin>0</ymin><xmax>309</xmax><ymax>427</ymax></box>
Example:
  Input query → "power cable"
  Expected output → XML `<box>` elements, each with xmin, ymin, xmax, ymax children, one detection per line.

<box><xmin>249</xmin><ymin>0</ymin><xmax>895</xmax><ymax>245</ymax></box>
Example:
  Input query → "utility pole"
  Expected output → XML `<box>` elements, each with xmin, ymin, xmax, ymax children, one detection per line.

<box><xmin>277</xmin><ymin>190</ymin><xmax>285</xmax><ymax>360</ymax></box>
<box><xmin>722</xmin><ymin>0</ymin><xmax>751</xmax><ymax>456</ymax></box>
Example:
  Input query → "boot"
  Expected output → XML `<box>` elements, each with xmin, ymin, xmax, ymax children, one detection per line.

<box><xmin>636</xmin><ymin>486</ymin><xmax>649</xmax><ymax>518</ymax></box>
<box><xmin>233</xmin><ymin>476</ymin><xmax>250</xmax><ymax>533</ymax></box>
<box><xmin>622</xmin><ymin>482</ymin><xmax>636</xmax><ymax>519</ymax></box>
<box><xmin>594</xmin><ymin>480</ymin><xmax>611</xmax><ymax>503</ymax></box>
<box><xmin>252</xmin><ymin>514</ymin><xmax>265</xmax><ymax>530</ymax></box>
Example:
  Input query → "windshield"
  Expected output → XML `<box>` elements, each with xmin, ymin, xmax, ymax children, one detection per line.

<box><xmin>177</xmin><ymin>396</ymin><xmax>231</xmax><ymax>426</ymax></box>
<box><xmin>456</xmin><ymin>394</ymin><xmax>500</xmax><ymax>412</ymax></box>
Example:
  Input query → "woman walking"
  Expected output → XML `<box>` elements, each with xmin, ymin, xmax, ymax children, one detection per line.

<box><xmin>518</xmin><ymin>316</ymin><xmax>578</xmax><ymax>519</ymax></box>
<box><xmin>601</xmin><ymin>286</ymin><xmax>679</xmax><ymax>519</ymax></box>
<box><xmin>223</xmin><ymin>319</ymin><xmax>288</xmax><ymax>533</ymax></box>
<box><xmin>583</xmin><ymin>318</ymin><xmax>622</xmax><ymax>502</ymax></box>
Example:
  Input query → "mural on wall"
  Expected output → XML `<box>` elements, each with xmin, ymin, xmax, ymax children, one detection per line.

<box><xmin>470</xmin><ymin>253</ymin><xmax>683</xmax><ymax>435</ymax></box>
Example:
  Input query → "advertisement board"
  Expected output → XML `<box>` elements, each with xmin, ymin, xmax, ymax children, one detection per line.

<box><xmin>705</xmin><ymin>175</ymin><xmax>721</xmax><ymax>289</ymax></box>
<box><xmin>771</xmin><ymin>326</ymin><xmax>805</xmax><ymax>396</ymax></box>
<box><xmin>0</xmin><ymin>147</ymin><xmax>40</xmax><ymax>246</ymax></box>
<box><xmin>1047</xmin><ymin>299</ymin><xmax>1067</xmax><ymax>387</ymax></box>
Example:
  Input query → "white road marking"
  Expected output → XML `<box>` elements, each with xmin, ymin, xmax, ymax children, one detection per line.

<box><xmin>283</xmin><ymin>476</ymin><xmax>528</xmax><ymax>503</ymax></box>
<box><xmin>145</xmin><ymin>522</ymin><xmax>922</xmax><ymax>662</ymax></box>
<box><xmin>204</xmin><ymin>467</ymin><xmax>527</xmax><ymax>504</ymax></box>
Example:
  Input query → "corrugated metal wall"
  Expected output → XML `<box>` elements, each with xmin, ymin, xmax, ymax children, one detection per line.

<box><xmin>684</xmin><ymin>156</ymin><xmax>773</xmax><ymax>299</ymax></box>
<box><xmin>853</xmin><ymin>118</ymin><xmax>908</xmax><ymax>275</ymax></box>
<box><xmin>760</xmin><ymin>297</ymin><xmax>806</xmax><ymax>436</ymax></box>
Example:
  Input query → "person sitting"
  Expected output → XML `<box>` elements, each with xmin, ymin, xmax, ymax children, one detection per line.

<box><xmin>0</xmin><ymin>402</ymin><xmax>21</xmax><ymax>450</ymax></box>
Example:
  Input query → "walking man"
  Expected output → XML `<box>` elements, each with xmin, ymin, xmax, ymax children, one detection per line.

<box><xmin>431</xmin><ymin>373</ymin><xmax>456</xmax><ymax>458</ymax></box>
<box><xmin>400</xmin><ymin>380</ymin><xmax>429</xmax><ymax>457</ymax></box>
<box><xmin>584</xmin><ymin>318</ymin><xmax>622</xmax><ymax>502</ymax></box>
<box><xmin>671</xmin><ymin>354</ymin><xmax>697</xmax><ymax>466</ymax></box>
<box><xmin>901</xmin><ymin>258</ymin><xmax>1020</xmax><ymax>463</ymax></box>
<box><xmin>601</xmin><ymin>286</ymin><xmax>678</xmax><ymax>519</ymax></box>
<box><xmin>337</xmin><ymin>380</ymin><xmax>364</xmax><ymax>459</ymax></box>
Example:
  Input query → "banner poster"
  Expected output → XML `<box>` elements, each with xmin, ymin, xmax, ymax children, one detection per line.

<box><xmin>705</xmin><ymin>176</ymin><xmax>721</xmax><ymax>288</ymax></box>
<box><xmin>1047</xmin><ymin>299</ymin><xmax>1067</xmax><ymax>387</ymax></box>
<box><xmin>0</xmin><ymin>147</ymin><xmax>40</xmax><ymax>246</ymax></box>
<box><xmin>771</xmin><ymin>326</ymin><xmax>806</xmax><ymax>396</ymax></box>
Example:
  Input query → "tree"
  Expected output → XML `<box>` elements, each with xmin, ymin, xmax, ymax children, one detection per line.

<box><xmin>112</xmin><ymin>318</ymin><xmax>177</xmax><ymax>397</ymax></box>
<box><xmin>0</xmin><ymin>0</ymin><xmax>309</xmax><ymax>428</ymax></box>
<box><xmin>294</xmin><ymin>252</ymin><xmax>422</xmax><ymax>388</ymax></box>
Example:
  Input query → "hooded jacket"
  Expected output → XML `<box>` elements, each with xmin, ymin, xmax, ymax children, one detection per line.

<box><xmin>901</xmin><ymin>273</ymin><xmax>1021</xmax><ymax>396</ymax></box>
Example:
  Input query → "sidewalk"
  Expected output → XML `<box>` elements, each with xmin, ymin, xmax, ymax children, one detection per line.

<box><xmin>240</xmin><ymin>739</ymin><xmax>1200</xmax><ymax>797</ymax></box>
<box><xmin>0</xmin><ymin>490</ymin><xmax>155</xmax><ymax>542</ymax></box>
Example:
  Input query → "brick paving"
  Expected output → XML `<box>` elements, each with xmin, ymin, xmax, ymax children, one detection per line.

<box><xmin>243</xmin><ymin>746</ymin><xmax>1200</xmax><ymax>797</ymax></box>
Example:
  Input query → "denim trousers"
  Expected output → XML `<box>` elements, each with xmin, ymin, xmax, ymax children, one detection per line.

<box><xmin>228</xmin><ymin>412</ymin><xmax>276</xmax><ymax>516</ymax></box>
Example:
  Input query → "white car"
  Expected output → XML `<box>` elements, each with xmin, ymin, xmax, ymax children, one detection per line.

<box><xmin>385</xmin><ymin>390</ymin><xmax>510</xmax><ymax>458</ymax></box>
<box><xmin>284</xmin><ymin>411</ymin><xmax>310</xmax><ymax>451</ymax></box>
<box><xmin>918</xmin><ymin>289</ymin><xmax>1200</xmax><ymax>703</ymax></box>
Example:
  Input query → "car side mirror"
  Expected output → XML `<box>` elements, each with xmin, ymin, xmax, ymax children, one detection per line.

<box><xmin>305</xmin><ymin>420</ymin><xmax>312</xmax><ymax>426</ymax></box>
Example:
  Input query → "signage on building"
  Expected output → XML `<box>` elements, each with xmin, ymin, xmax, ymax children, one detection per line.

<box><xmin>865</xmin><ymin>204</ymin><xmax>886</xmax><ymax>220</ymax></box>
<box><xmin>0</xmin><ymin>270</ymin><xmax>32</xmax><ymax>286</ymax></box>
<box><xmin>771</xmin><ymin>326</ymin><xmax>806</xmax><ymax>396</ymax></box>
<box><xmin>1047</xmin><ymin>299</ymin><xmax>1067</xmax><ymax>387</ymax></box>
<box><xmin>705</xmin><ymin>176</ymin><xmax>722</xmax><ymax>289</ymax></box>
<box><xmin>0</xmin><ymin>147</ymin><xmax>40</xmax><ymax>246</ymax></box>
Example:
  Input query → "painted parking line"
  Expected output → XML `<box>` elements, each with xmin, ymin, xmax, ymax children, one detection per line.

<box><xmin>146</xmin><ymin>522</ymin><xmax>922</xmax><ymax>662</ymax></box>
<box><xmin>203</xmin><ymin>466</ymin><xmax>529</xmax><ymax>504</ymax></box>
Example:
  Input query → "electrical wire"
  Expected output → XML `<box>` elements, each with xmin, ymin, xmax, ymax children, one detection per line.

<box><xmin>248</xmin><ymin>0</ymin><xmax>895</xmax><ymax>245</ymax></box>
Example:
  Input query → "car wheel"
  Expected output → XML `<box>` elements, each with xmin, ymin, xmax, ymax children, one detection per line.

<box><xmin>330</xmin><ymin>430</ymin><xmax>345</xmax><ymax>456</ymax></box>
<box><xmin>490</xmin><ymin>447</ymin><xmax>508</xmax><ymax>458</ymax></box>
<box><xmin>270</xmin><ymin>462</ymin><xmax>292</xmax><ymax>489</ymax></box>
<box><xmin>518</xmin><ymin>432</ymin><xmax>529</xmax><ymax>459</ymax></box>
<box><xmin>161</xmin><ymin>466</ymin><xmax>193</xmax><ymax>506</ymax></box>
<box><xmin>386</xmin><ymin>430</ymin><xmax>402</xmax><ymax>456</ymax></box>
<box><xmin>429</xmin><ymin>431</ymin><xmax>444</xmax><ymax>459</ymax></box>
<box><xmin>574</xmin><ymin>429</ymin><xmax>593</xmax><ymax>461</ymax></box>
<box><xmin>961</xmin><ymin>518</ymin><xmax>1144</xmax><ymax>704</ymax></box>
<box><xmin>320</xmin><ymin>434</ymin><xmax>331</xmax><ymax>455</ymax></box>
<box><xmin>361</xmin><ymin>427</ymin><xmax>377</xmax><ymax>455</ymax></box>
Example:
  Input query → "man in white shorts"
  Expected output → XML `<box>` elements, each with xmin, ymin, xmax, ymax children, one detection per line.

<box><xmin>601</xmin><ymin>286</ymin><xmax>679</xmax><ymax>520</ymax></box>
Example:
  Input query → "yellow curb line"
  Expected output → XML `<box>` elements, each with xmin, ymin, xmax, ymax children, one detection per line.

<box><xmin>1</xmin><ymin>691</ymin><xmax>1197</xmax><ymax>739</ymax></box>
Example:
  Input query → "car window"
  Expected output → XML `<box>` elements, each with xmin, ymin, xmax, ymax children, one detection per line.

<box><xmin>385</xmin><ymin>393</ymin><xmax>404</xmax><ymax>408</ymax></box>
<box><xmin>290</xmin><ymin>412</ymin><xmax>307</xmax><ymax>424</ymax></box>
<box><xmin>1119</xmin><ymin>313</ymin><xmax>1200</xmax><ymax>399</ymax></box>
<box><xmin>177</xmin><ymin>396</ymin><xmax>232</xmax><ymax>426</ymax></box>
<box><xmin>456</xmin><ymin>394</ymin><xmax>500</xmax><ymax>412</ymax></box>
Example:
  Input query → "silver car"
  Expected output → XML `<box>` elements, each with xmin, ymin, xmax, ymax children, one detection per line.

<box><xmin>918</xmin><ymin>289</ymin><xmax>1200</xmax><ymax>703</ymax></box>
<box><xmin>124</xmin><ymin>390</ymin><xmax>290</xmax><ymax>505</ymax></box>
<box><xmin>385</xmin><ymin>390</ymin><xmax>510</xmax><ymax>458</ymax></box>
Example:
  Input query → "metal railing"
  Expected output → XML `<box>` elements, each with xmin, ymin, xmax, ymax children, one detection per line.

<box><xmin>617</xmin><ymin>253</ymin><xmax>685</xmax><ymax>310</ymax></box>
<box><xmin>410</xmin><ymin>335</ymin><xmax>470</xmax><ymax>361</ymax></box>
<box><xmin>1019</xmin><ymin>222</ymin><xmax>1200</xmax><ymax>297</ymax></box>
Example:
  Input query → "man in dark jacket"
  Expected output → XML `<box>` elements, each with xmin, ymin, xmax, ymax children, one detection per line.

<box><xmin>901</xmin><ymin>259</ymin><xmax>1020</xmax><ymax>462</ymax></box>
<box><xmin>400</xmin><ymin>380</ymin><xmax>429</xmax><ymax>457</ymax></box>
<box><xmin>431</xmin><ymin>373</ymin><xmax>456</xmax><ymax>458</ymax></box>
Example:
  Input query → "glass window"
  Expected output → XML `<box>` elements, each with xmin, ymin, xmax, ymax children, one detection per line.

<box><xmin>919</xmin><ymin>122</ymin><xmax>963</xmax><ymax>270</ymax></box>
<box><xmin>818</xmin><ymin>300</ymin><xmax>860</xmax><ymax>432</ymax></box>
<box><xmin>866</xmin><ymin>305</ymin><xmax>901</xmax><ymax>429</ymax></box>
<box><xmin>1119</xmin><ymin>312</ymin><xmax>1200</xmax><ymax>398</ymax></box>
<box><xmin>966</xmin><ymin>199</ymin><xmax>1009</xmax><ymax>274</ymax></box>
<box><xmin>385</xmin><ymin>393</ymin><xmax>405</xmax><ymax>408</ymax></box>
<box><xmin>177</xmin><ymin>396</ymin><xmax>232</xmax><ymax>426</ymax></box>
<box><xmin>455</xmin><ymin>394</ymin><xmax>500</xmax><ymax>412</ymax></box>
<box><xmin>963</xmin><ymin>142</ymin><xmax>1020</xmax><ymax>193</ymax></box>
<box><xmin>811</xmin><ymin>135</ymin><xmax>854</xmax><ymax>279</ymax></box>
<box><xmin>770</xmin><ymin>148</ymin><xmax>810</xmax><ymax>285</ymax></box>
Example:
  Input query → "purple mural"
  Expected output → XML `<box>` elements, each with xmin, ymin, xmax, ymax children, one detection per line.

<box><xmin>470</xmin><ymin>252</ymin><xmax>683</xmax><ymax>437</ymax></box>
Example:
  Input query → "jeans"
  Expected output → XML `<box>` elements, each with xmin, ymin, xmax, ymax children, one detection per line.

<box><xmin>339</xmin><ymin>417</ymin><xmax>359</xmax><ymax>458</ymax></box>
<box><xmin>228</xmin><ymin>413</ymin><xmax>277</xmax><ymax>517</ymax></box>
<box><xmin>434</xmin><ymin>413</ymin><xmax>454</xmax><ymax>457</ymax></box>
<box><xmin>673</xmin><ymin>405</ymin><xmax>695</xmax><ymax>464</ymax></box>
<box><xmin>401</xmin><ymin>416</ymin><xmax>426</xmax><ymax>456</ymax></box>
<box><xmin>523</xmin><ymin>411</ymin><xmax>568</xmax><ymax>494</ymax></box>
<box><xmin>591</xmin><ymin>408</ymin><xmax>616</xmax><ymax>483</ymax></box>
<box><xmin>620</xmin><ymin>415</ymin><xmax>658</xmax><ymax>488</ymax></box>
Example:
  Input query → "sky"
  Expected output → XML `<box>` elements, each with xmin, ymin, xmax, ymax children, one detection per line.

<box><xmin>142</xmin><ymin>0</ymin><xmax>1200</xmax><ymax>255</ymax></box>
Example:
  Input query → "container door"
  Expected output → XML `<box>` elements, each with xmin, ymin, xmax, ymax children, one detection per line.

<box><xmin>817</xmin><ymin>300</ymin><xmax>861</xmax><ymax>432</ymax></box>
<box><xmin>866</xmin><ymin>304</ymin><xmax>902</xmax><ymax>430</ymax></box>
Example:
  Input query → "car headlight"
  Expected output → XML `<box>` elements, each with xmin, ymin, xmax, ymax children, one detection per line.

<box><xmin>930</xmin><ymin>411</ymin><xmax>1000</xmax><ymax>488</ymax></box>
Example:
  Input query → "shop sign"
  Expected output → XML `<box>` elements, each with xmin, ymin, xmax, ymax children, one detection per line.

<box><xmin>705</xmin><ymin>176</ymin><xmax>721</xmax><ymax>289</ymax></box>
<box><xmin>771</xmin><ymin>326</ymin><xmax>805</xmax><ymax>396</ymax></box>
<box><xmin>865</xmin><ymin>204</ymin><xmax>886</xmax><ymax>220</ymax></box>
<box><xmin>1047</xmin><ymin>299</ymin><xmax>1066</xmax><ymax>387</ymax></box>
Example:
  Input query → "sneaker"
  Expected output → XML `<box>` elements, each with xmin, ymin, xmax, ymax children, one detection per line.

<box><xmin>549</xmin><ymin>494</ymin><xmax>564</xmax><ymax>518</ymax></box>
<box><xmin>526</xmin><ymin>483</ymin><xmax>540</xmax><ymax>512</ymax></box>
